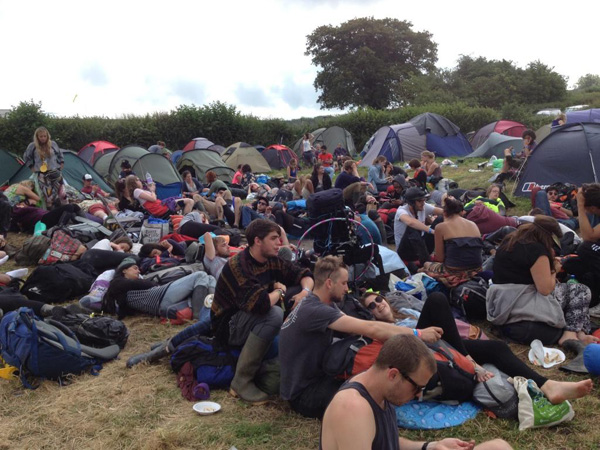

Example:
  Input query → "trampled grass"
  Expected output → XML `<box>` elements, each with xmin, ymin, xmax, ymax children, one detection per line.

<box><xmin>1</xmin><ymin>158</ymin><xmax>598</xmax><ymax>449</ymax></box>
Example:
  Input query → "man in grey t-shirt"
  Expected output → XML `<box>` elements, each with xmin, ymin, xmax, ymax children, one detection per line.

<box><xmin>279</xmin><ymin>255</ymin><xmax>442</xmax><ymax>419</ymax></box>
<box><xmin>201</xmin><ymin>231</ymin><xmax>230</xmax><ymax>279</ymax></box>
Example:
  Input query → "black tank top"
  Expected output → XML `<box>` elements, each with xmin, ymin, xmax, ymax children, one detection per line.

<box><xmin>320</xmin><ymin>381</ymin><xmax>400</xmax><ymax>450</ymax></box>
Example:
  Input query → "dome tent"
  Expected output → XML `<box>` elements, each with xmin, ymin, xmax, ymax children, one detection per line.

<box><xmin>222</xmin><ymin>142</ymin><xmax>271</xmax><ymax>173</ymax></box>
<box><xmin>359</xmin><ymin>113</ymin><xmax>472</xmax><ymax>167</ymax></box>
<box><xmin>183</xmin><ymin>137</ymin><xmax>215</xmax><ymax>152</ymax></box>
<box><xmin>78</xmin><ymin>140</ymin><xmax>119</xmax><ymax>165</ymax></box>
<box><xmin>514</xmin><ymin>123</ymin><xmax>600</xmax><ymax>197</ymax></box>
<box><xmin>9</xmin><ymin>150</ymin><xmax>113</xmax><ymax>194</ymax></box>
<box><xmin>292</xmin><ymin>126</ymin><xmax>357</xmax><ymax>157</ymax></box>
<box><xmin>466</xmin><ymin>132</ymin><xmax>523</xmax><ymax>159</ymax></box>
<box><xmin>470</xmin><ymin>120</ymin><xmax>527</xmax><ymax>150</ymax></box>
<box><xmin>106</xmin><ymin>145</ymin><xmax>148</xmax><ymax>184</ymax></box>
<box><xmin>0</xmin><ymin>149</ymin><xmax>24</xmax><ymax>187</ymax></box>
<box><xmin>262</xmin><ymin>144</ymin><xmax>297</xmax><ymax>170</ymax></box>
<box><xmin>132</xmin><ymin>153</ymin><xmax>182</xmax><ymax>200</ymax></box>
<box><xmin>176</xmin><ymin>149</ymin><xmax>234</xmax><ymax>183</ymax></box>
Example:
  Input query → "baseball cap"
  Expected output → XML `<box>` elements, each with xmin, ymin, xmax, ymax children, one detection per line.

<box><xmin>83</xmin><ymin>174</ymin><xmax>93</xmax><ymax>181</ymax></box>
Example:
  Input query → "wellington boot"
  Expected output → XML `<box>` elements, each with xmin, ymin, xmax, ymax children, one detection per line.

<box><xmin>191</xmin><ymin>285</ymin><xmax>209</xmax><ymax>320</ymax></box>
<box><xmin>560</xmin><ymin>339</ymin><xmax>588</xmax><ymax>374</ymax></box>
<box><xmin>255</xmin><ymin>358</ymin><xmax>280</xmax><ymax>396</ymax></box>
<box><xmin>229</xmin><ymin>333</ymin><xmax>271</xmax><ymax>404</ymax></box>
<box><xmin>126</xmin><ymin>340</ymin><xmax>173</xmax><ymax>368</ymax></box>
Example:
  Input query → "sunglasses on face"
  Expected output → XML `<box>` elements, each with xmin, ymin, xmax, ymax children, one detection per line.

<box><xmin>401</xmin><ymin>371</ymin><xmax>427</xmax><ymax>395</ymax></box>
<box><xmin>366</xmin><ymin>295</ymin><xmax>385</xmax><ymax>310</ymax></box>
<box><xmin>258</xmin><ymin>202</ymin><xmax>268</xmax><ymax>206</ymax></box>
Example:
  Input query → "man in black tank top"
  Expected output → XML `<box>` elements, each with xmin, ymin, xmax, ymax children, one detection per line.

<box><xmin>320</xmin><ymin>334</ymin><xmax>512</xmax><ymax>450</ymax></box>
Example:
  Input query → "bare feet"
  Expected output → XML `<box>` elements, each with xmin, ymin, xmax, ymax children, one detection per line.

<box><xmin>577</xmin><ymin>331</ymin><xmax>600</xmax><ymax>344</ymax></box>
<box><xmin>559</xmin><ymin>330</ymin><xmax>578</xmax><ymax>346</ymax></box>
<box><xmin>541</xmin><ymin>379</ymin><xmax>593</xmax><ymax>404</ymax></box>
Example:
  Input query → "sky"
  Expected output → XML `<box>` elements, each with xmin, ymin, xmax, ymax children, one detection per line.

<box><xmin>1</xmin><ymin>0</ymin><xmax>598</xmax><ymax>120</ymax></box>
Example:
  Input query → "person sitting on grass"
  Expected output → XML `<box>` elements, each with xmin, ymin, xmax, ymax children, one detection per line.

<box><xmin>368</xmin><ymin>156</ymin><xmax>392</xmax><ymax>193</ymax></box>
<box><xmin>464</xmin><ymin>184</ymin><xmax>506</xmax><ymax>216</ymax></box>
<box><xmin>408</xmin><ymin>158</ymin><xmax>427</xmax><ymax>190</ymax></box>
<box><xmin>317</xmin><ymin>145</ymin><xmax>335</xmax><ymax>177</ymax></box>
<box><xmin>310</xmin><ymin>163</ymin><xmax>332</xmax><ymax>193</ymax></box>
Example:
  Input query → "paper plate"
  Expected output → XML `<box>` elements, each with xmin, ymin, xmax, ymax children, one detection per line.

<box><xmin>193</xmin><ymin>401</ymin><xmax>221</xmax><ymax>415</ymax></box>
<box><xmin>528</xmin><ymin>347</ymin><xmax>566</xmax><ymax>368</ymax></box>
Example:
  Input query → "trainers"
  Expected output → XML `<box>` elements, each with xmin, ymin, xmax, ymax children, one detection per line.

<box><xmin>6</xmin><ymin>268</ymin><xmax>28</xmax><ymax>279</ymax></box>
<box><xmin>589</xmin><ymin>304</ymin><xmax>600</xmax><ymax>319</ymax></box>
<box><xmin>0</xmin><ymin>255</ymin><xmax>8</xmax><ymax>266</ymax></box>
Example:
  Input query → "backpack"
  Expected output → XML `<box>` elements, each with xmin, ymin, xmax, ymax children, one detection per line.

<box><xmin>13</xmin><ymin>235</ymin><xmax>51</xmax><ymax>266</ymax></box>
<box><xmin>323</xmin><ymin>335</ymin><xmax>382</xmax><ymax>379</ymax></box>
<box><xmin>425</xmin><ymin>340</ymin><xmax>477</xmax><ymax>402</ymax></box>
<box><xmin>0</xmin><ymin>307</ymin><xmax>120</xmax><ymax>388</ymax></box>
<box><xmin>21</xmin><ymin>262</ymin><xmax>96</xmax><ymax>303</ymax></box>
<box><xmin>39</xmin><ymin>229</ymin><xmax>83</xmax><ymax>265</ymax></box>
<box><xmin>449</xmin><ymin>277</ymin><xmax>489</xmax><ymax>321</ymax></box>
<box><xmin>144</xmin><ymin>263</ymin><xmax>205</xmax><ymax>285</ymax></box>
<box><xmin>170</xmin><ymin>336</ymin><xmax>240</xmax><ymax>389</ymax></box>
<box><xmin>50</xmin><ymin>313</ymin><xmax>130</xmax><ymax>349</ymax></box>
<box><xmin>307</xmin><ymin>188</ymin><xmax>345</xmax><ymax>220</ymax></box>
<box><xmin>472</xmin><ymin>364</ymin><xmax>518</xmax><ymax>419</ymax></box>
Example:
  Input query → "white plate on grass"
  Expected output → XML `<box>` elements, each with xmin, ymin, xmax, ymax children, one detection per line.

<box><xmin>528</xmin><ymin>347</ymin><xmax>566</xmax><ymax>368</ymax></box>
<box><xmin>193</xmin><ymin>401</ymin><xmax>221</xmax><ymax>415</ymax></box>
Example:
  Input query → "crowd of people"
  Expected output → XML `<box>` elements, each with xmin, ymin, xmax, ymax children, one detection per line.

<box><xmin>2</xmin><ymin>126</ymin><xmax>600</xmax><ymax>449</ymax></box>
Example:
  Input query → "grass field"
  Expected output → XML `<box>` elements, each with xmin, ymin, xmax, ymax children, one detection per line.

<box><xmin>1</xmin><ymin>158</ymin><xmax>598</xmax><ymax>450</ymax></box>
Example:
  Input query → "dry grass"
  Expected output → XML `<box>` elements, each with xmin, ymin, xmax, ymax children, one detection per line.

<box><xmin>1</xmin><ymin>159</ymin><xmax>599</xmax><ymax>449</ymax></box>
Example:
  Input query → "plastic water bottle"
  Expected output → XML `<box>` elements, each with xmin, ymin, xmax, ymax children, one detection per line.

<box><xmin>567</xmin><ymin>275</ymin><xmax>579</xmax><ymax>284</ymax></box>
<box><xmin>33</xmin><ymin>221</ymin><xmax>47</xmax><ymax>236</ymax></box>
<box><xmin>146</xmin><ymin>172</ymin><xmax>153</xmax><ymax>185</ymax></box>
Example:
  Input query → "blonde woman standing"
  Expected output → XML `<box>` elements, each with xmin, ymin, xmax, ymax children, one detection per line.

<box><xmin>23</xmin><ymin>127</ymin><xmax>65</xmax><ymax>210</ymax></box>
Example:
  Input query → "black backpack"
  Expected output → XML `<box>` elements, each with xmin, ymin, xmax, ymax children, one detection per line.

<box><xmin>307</xmin><ymin>188</ymin><xmax>345</xmax><ymax>220</ymax></box>
<box><xmin>449</xmin><ymin>277</ymin><xmax>489</xmax><ymax>321</ymax></box>
<box><xmin>21</xmin><ymin>262</ymin><xmax>96</xmax><ymax>304</ymax></box>
<box><xmin>51</xmin><ymin>313</ymin><xmax>130</xmax><ymax>349</ymax></box>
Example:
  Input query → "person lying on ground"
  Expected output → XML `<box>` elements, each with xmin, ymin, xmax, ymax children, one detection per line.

<box><xmin>530</xmin><ymin>185</ymin><xmax>577</xmax><ymax>230</ymax></box>
<box><xmin>178</xmin><ymin>209</ymin><xmax>221</xmax><ymax>239</ymax></box>
<box><xmin>420</xmin><ymin>196</ymin><xmax>483</xmax><ymax>288</ymax></box>
<box><xmin>321</xmin><ymin>334</ymin><xmax>514</xmax><ymax>450</ymax></box>
<box><xmin>464</xmin><ymin>184</ymin><xmax>506</xmax><ymax>216</ymax></box>
<box><xmin>91</xmin><ymin>236</ymin><xmax>133</xmax><ymax>253</ymax></box>
<box><xmin>488</xmin><ymin>215</ymin><xmax>599</xmax><ymax>346</ymax></box>
<box><xmin>102</xmin><ymin>257</ymin><xmax>215</xmax><ymax>322</ymax></box>
<box><xmin>193</xmin><ymin>183</ymin><xmax>241</xmax><ymax>228</ymax></box>
<box><xmin>241</xmin><ymin>196</ymin><xmax>275</xmax><ymax>229</ymax></box>
<box><xmin>212</xmin><ymin>219</ymin><xmax>313</xmax><ymax>404</ymax></box>
<box><xmin>360</xmin><ymin>291</ymin><xmax>593</xmax><ymax>405</ymax></box>
<box><xmin>279</xmin><ymin>255</ymin><xmax>442</xmax><ymax>419</ymax></box>
<box><xmin>203</xmin><ymin>232</ymin><xmax>231</xmax><ymax>279</ymax></box>
<box><xmin>130</xmin><ymin>175</ymin><xmax>194</xmax><ymax>218</ymax></box>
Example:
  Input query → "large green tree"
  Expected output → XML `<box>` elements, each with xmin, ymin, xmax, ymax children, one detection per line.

<box><xmin>575</xmin><ymin>73</ymin><xmax>600</xmax><ymax>91</ymax></box>
<box><xmin>305</xmin><ymin>17</ymin><xmax>437</xmax><ymax>110</ymax></box>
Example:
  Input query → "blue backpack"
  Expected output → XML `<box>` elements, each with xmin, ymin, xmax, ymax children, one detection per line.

<box><xmin>0</xmin><ymin>307</ymin><xmax>120</xmax><ymax>388</ymax></box>
<box><xmin>170</xmin><ymin>337</ymin><xmax>240</xmax><ymax>389</ymax></box>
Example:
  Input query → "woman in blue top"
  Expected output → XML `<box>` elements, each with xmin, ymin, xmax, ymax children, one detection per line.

<box><xmin>367</xmin><ymin>156</ymin><xmax>392</xmax><ymax>193</ymax></box>
<box><xmin>287</xmin><ymin>158</ymin><xmax>298</xmax><ymax>183</ymax></box>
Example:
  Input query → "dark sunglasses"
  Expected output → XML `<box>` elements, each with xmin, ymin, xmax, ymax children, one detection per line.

<box><xmin>257</xmin><ymin>202</ymin><xmax>268</xmax><ymax>206</ymax></box>
<box><xmin>401</xmin><ymin>371</ymin><xmax>426</xmax><ymax>395</ymax></box>
<box><xmin>366</xmin><ymin>295</ymin><xmax>385</xmax><ymax>310</ymax></box>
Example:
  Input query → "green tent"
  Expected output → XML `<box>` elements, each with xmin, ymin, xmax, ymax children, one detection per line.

<box><xmin>93</xmin><ymin>152</ymin><xmax>116</xmax><ymax>179</ymax></box>
<box><xmin>106</xmin><ymin>145</ymin><xmax>148</xmax><ymax>184</ymax></box>
<box><xmin>0</xmin><ymin>149</ymin><xmax>24</xmax><ymax>187</ymax></box>
<box><xmin>176</xmin><ymin>149</ymin><xmax>234</xmax><ymax>183</ymax></box>
<box><xmin>9</xmin><ymin>150</ymin><xmax>113</xmax><ymax>194</ymax></box>
<box><xmin>132</xmin><ymin>153</ymin><xmax>182</xmax><ymax>199</ymax></box>
<box><xmin>292</xmin><ymin>126</ymin><xmax>357</xmax><ymax>157</ymax></box>
<box><xmin>222</xmin><ymin>142</ymin><xmax>271</xmax><ymax>173</ymax></box>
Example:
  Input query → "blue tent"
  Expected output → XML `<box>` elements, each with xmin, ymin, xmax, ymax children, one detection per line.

<box><xmin>360</xmin><ymin>113</ymin><xmax>472</xmax><ymax>167</ymax></box>
<box><xmin>567</xmin><ymin>109</ymin><xmax>600</xmax><ymax>123</ymax></box>
<box><xmin>514</xmin><ymin>123</ymin><xmax>600</xmax><ymax>197</ymax></box>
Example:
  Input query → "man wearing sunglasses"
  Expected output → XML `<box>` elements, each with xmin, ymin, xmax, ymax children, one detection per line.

<box><xmin>241</xmin><ymin>195</ymin><xmax>275</xmax><ymax>228</ymax></box>
<box><xmin>321</xmin><ymin>334</ymin><xmax>512</xmax><ymax>450</ymax></box>
<box><xmin>280</xmin><ymin>256</ymin><xmax>443</xmax><ymax>420</ymax></box>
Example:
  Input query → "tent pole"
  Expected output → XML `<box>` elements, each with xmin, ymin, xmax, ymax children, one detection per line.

<box><xmin>582</xmin><ymin>123</ymin><xmax>599</xmax><ymax>182</ymax></box>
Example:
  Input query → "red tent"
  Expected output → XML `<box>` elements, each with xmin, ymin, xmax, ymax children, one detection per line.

<box><xmin>470</xmin><ymin>120</ymin><xmax>527</xmax><ymax>150</ymax></box>
<box><xmin>183</xmin><ymin>137</ymin><xmax>215</xmax><ymax>152</ymax></box>
<box><xmin>78</xmin><ymin>140</ymin><xmax>119</xmax><ymax>165</ymax></box>
<box><xmin>262</xmin><ymin>144</ymin><xmax>297</xmax><ymax>169</ymax></box>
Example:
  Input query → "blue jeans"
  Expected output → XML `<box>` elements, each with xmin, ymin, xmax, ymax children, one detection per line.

<box><xmin>241</xmin><ymin>206</ymin><xmax>263</xmax><ymax>228</ymax></box>
<box><xmin>159</xmin><ymin>272</ymin><xmax>216</xmax><ymax>318</ymax></box>
<box><xmin>323</xmin><ymin>166</ymin><xmax>335</xmax><ymax>178</ymax></box>
<box><xmin>170</xmin><ymin>306</ymin><xmax>213</xmax><ymax>347</ymax></box>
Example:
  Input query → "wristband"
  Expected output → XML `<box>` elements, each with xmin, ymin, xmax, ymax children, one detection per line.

<box><xmin>302</xmin><ymin>287</ymin><xmax>312</xmax><ymax>293</ymax></box>
<box><xmin>421</xmin><ymin>442</ymin><xmax>430</xmax><ymax>450</ymax></box>
<box><xmin>428</xmin><ymin>227</ymin><xmax>434</xmax><ymax>235</ymax></box>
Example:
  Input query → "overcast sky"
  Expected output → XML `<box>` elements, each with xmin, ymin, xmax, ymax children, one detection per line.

<box><xmin>1</xmin><ymin>0</ymin><xmax>597</xmax><ymax>120</ymax></box>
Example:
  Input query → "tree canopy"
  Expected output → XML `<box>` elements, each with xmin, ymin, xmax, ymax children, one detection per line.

<box><xmin>305</xmin><ymin>17</ymin><xmax>437</xmax><ymax>110</ymax></box>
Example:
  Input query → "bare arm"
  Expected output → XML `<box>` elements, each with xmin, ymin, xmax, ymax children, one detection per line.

<box><xmin>329</xmin><ymin>315</ymin><xmax>442</xmax><ymax>343</ymax></box>
<box><xmin>137</xmin><ymin>189</ymin><xmax>157</xmax><ymax>202</ymax></box>
<box><xmin>530</xmin><ymin>255</ymin><xmax>556</xmax><ymax>296</ymax></box>
<box><xmin>203</xmin><ymin>232</ymin><xmax>216</xmax><ymax>261</ymax></box>
<box><xmin>321</xmin><ymin>391</ymin><xmax>375</xmax><ymax>450</ymax></box>
<box><xmin>14</xmin><ymin>184</ymin><xmax>40</xmax><ymax>203</ymax></box>
<box><xmin>577</xmin><ymin>189</ymin><xmax>600</xmax><ymax>241</ymax></box>
<box><xmin>433</xmin><ymin>224</ymin><xmax>445</xmax><ymax>262</ymax></box>
<box><xmin>400</xmin><ymin>214</ymin><xmax>431</xmax><ymax>233</ymax></box>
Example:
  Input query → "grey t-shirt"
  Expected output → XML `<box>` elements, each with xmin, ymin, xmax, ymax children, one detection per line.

<box><xmin>203</xmin><ymin>255</ymin><xmax>227</xmax><ymax>279</ymax></box>
<box><xmin>279</xmin><ymin>294</ymin><xmax>343</xmax><ymax>400</ymax></box>
<box><xmin>179</xmin><ymin>211</ymin><xmax>204</xmax><ymax>228</ymax></box>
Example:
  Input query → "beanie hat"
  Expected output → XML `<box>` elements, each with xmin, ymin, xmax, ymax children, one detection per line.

<box><xmin>117</xmin><ymin>257</ymin><xmax>137</xmax><ymax>272</ymax></box>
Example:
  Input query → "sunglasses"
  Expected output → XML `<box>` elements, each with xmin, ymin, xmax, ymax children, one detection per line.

<box><xmin>258</xmin><ymin>202</ymin><xmax>268</xmax><ymax>206</ymax></box>
<box><xmin>400</xmin><ymin>371</ymin><xmax>426</xmax><ymax>395</ymax></box>
<box><xmin>366</xmin><ymin>295</ymin><xmax>385</xmax><ymax>310</ymax></box>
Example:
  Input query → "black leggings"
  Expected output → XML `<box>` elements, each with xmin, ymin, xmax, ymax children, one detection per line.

<box><xmin>416</xmin><ymin>292</ymin><xmax>547</xmax><ymax>387</ymax></box>
<box><xmin>41</xmin><ymin>204</ymin><xmax>82</xmax><ymax>228</ymax></box>
<box><xmin>80</xmin><ymin>250</ymin><xmax>138</xmax><ymax>273</ymax></box>
<box><xmin>179</xmin><ymin>221</ymin><xmax>220</xmax><ymax>239</ymax></box>
<box><xmin>0</xmin><ymin>294</ymin><xmax>45</xmax><ymax>316</ymax></box>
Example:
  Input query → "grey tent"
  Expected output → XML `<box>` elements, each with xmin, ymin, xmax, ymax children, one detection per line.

<box><xmin>466</xmin><ymin>132</ymin><xmax>523</xmax><ymax>158</ymax></box>
<box><xmin>106</xmin><ymin>145</ymin><xmax>148</xmax><ymax>184</ymax></box>
<box><xmin>535</xmin><ymin>124</ymin><xmax>553</xmax><ymax>144</ymax></box>
<box><xmin>207</xmin><ymin>144</ymin><xmax>227</xmax><ymax>155</ymax></box>
<box><xmin>0</xmin><ymin>149</ymin><xmax>24</xmax><ymax>187</ymax></box>
<box><xmin>176</xmin><ymin>149</ymin><xmax>234</xmax><ymax>183</ymax></box>
<box><xmin>470</xmin><ymin>120</ymin><xmax>527</xmax><ymax>150</ymax></box>
<box><xmin>132</xmin><ymin>153</ymin><xmax>182</xmax><ymax>199</ymax></box>
<box><xmin>93</xmin><ymin>152</ymin><xmax>116</xmax><ymax>180</ymax></box>
<box><xmin>222</xmin><ymin>142</ymin><xmax>271</xmax><ymax>173</ymax></box>
<box><xmin>515</xmin><ymin>123</ymin><xmax>600</xmax><ymax>197</ymax></box>
<box><xmin>292</xmin><ymin>126</ymin><xmax>357</xmax><ymax>157</ymax></box>
<box><xmin>9</xmin><ymin>150</ymin><xmax>113</xmax><ymax>194</ymax></box>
